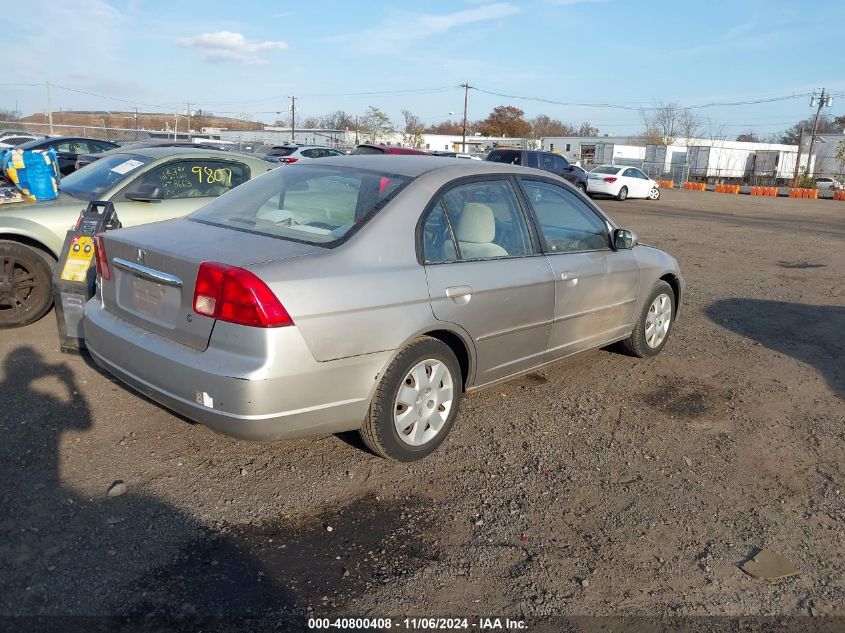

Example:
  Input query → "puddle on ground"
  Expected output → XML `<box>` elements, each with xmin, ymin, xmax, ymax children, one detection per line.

<box><xmin>513</xmin><ymin>372</ymin><xmax>549</xmax><ymax>387</ymax></box>
<box><xmin>127</xmin><ymin>495</ymin><xmax>435</xmax><ymax>620</ymax></box>
<box><xmin>643</xmin><ymin>377</ymin><xmax>713</xmax><ymax>418</ymax></box>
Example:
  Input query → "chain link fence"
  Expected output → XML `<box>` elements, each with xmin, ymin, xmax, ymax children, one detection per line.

<box><xmin>0</xmin><ymin>120</ymin><xmax>155</xmax><ymax>143</ymax></box>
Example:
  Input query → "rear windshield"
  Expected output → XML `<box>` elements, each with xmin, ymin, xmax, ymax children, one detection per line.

<box><xmin>189</xmin><ymin>165</ymin><xmax>412</xmax><ymax>246</ymax></box>
<box><xmin>351</xmin><ymin>145</ymin><xmax>384</xmax><ymax>155</ymax></box>
<box><xmin>591</xmin><ymin>166</ymin><xmax>621</xmax><ymax>175</ymax></box>
<box><xmin>487</xmin><ymin>149</ymin><xmax>521</xmax><ymax>165</ymax></box>
<box><xmin>267</xmin><ymin>147</ymin><xmax>297</xmax><ymax>157</ymax></box>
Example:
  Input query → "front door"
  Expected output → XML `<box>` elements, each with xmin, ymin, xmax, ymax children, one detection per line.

<box><xmin>516</xmin><ymin>177</ymin><xmax>640</xmax><ymax>359</ymax></box>
<box><xmin>420</xmin><ymin>178</ymin><xmax>555</xmax><ymax>386</ymax></box>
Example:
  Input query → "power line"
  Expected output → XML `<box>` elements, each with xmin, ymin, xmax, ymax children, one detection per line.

<box><xmin>470</xmin><ymin>86</ymin><xmax>815</xmax><ymax>111</ymax></box>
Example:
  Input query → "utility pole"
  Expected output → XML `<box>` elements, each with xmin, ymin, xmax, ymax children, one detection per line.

<box><xmin>46</xmin><ymin>81</ymin><xmax>54</xmax><ymax>134</ymax></box>
<box><xmin>792</xmin><ymin>128</ymin><xmax>805</xmax><ymax>186</ymax></box>
<box><xmin>186</xmin><ymin>102</ymin><xmax>191</xmax><ymax>140</ymax></box>
<box><xmin>290</xmin><ymin>96</ymin><xmax>296</xmax><ymax>144</ymax></box>
<box><xmin>354</xmin><ymin>115</ymin><xmax>359</xmax><ymax>145</ymax></box>
<box><xmin>806</xmin><ymin>88</ymin><xmax>832</xmax><ymax>179</ymax></box>
<box><xmin>134</xmin><ymin>107</ymin><xmax>139</xmax><ymax>140</ymax></box>
<box><xmin>174</xmin><ymin>111</ymin><xmax>178</xmax><ymax>140</ymax></box>
<box><xmin>460</xmin><ymin>83</ymin><xmax>471</xmax><ymax>153</ymax></box>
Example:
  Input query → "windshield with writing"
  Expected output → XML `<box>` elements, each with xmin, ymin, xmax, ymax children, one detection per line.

<box><xmin>59</xmin><ymin>154</ymin><xmax>153</xmax><ymax>200</ymax></box>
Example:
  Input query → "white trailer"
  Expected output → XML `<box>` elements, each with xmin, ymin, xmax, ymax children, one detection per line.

<box><xmin>590</xmin><ymin>142</ymin><xmax>645</xmax><ymax>166</ymax></box>
<box><xmin>687</xmin><ymin>145</ymin><xmax>756</xmax><ymax>180</ymax></box>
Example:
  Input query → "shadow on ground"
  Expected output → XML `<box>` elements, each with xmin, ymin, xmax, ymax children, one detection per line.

<box><xmin>0</xmin><ymin>346</ymin><xmax>433</xmax><ymax>631</ymax></box>
<box><xmin>705</xmin><ymin>299</ymin><xmax>845</xmax><ymax>398</ymax></box>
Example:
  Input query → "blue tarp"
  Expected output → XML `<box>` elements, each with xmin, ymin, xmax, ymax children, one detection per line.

<box><xmin>2</xmin><ymin>148</ymin><xmax>60</xmax><ymax>200</ymax></box>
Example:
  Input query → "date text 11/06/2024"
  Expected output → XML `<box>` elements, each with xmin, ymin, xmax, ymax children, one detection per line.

<box><xmin>307</xmin><ymin>617</ymin><xmax>527</xmax><ymax>630</ymax></box>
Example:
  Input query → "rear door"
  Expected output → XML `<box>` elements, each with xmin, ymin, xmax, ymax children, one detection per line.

<box><xmin>420</xmin><ymin>177</ymin><xmax>554</xmax><ymax>385</ymax></box>
<box><xmin>517</xmin><ymin>177</ymin><xmax>640</xmax><ymax>359</ymax></box>
<box><xmin>621</xmin><ymin>168</ymin><xmax>649</xmax><ymax>198</ymax></box>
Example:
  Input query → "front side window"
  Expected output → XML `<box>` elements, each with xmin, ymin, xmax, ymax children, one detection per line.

<box><xmin>128</xmin><ymin>160</ymin><xmax>249</xmax><ymax>200</ymax></box>
<box><xmin>520</xmin><ymin>179</ymin><xmax>609</xmax><ymax>253</ymax></box>
<box><xmin>421</xmin><ymin>179</ymin><xmax>533</xmax><ymax>262</ymax></box>
<box><xmin>190</xmin><ymin>165</ymin><xmax>411</xmax><ymax>246</ymax></box>
<box><xmin>59</xmin><ymin>153</ymin><xmax>154</xmax><ymax>200</ymax></box>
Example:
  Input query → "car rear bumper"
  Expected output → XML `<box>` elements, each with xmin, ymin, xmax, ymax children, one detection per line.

<box><xmin>84</xmin><ymin>299</ymin><xmax>391</xmax><ymax>441</ymax></box>
<box><xmin>586</xmin><ymin>179</ymin><xmax>619</xmax><ymax>195</ymax></box>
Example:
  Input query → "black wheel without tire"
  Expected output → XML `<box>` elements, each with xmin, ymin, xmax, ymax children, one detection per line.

<box><xmin>616</xmin><ymin>186</ymin><xmax>628</xmax><ymax>201</ymax></box>
<box><xmin>0</xmin><ymin>241</ymin><xmax>54</xmax><ymax>328</ymax></box>
<box><xmin>620</xmin><ymin>281</ymin><xmax>675</xmax><ymax>358</ymax></box>
<box><xmin>360</xmin><ymin>336</ymin><xmax>462</xmax><ymax>461</ymax></box>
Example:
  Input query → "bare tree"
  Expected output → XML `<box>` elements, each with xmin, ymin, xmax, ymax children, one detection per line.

<box><xmin>530</xmin><ymin>115</ymin><xmax>575</xmax><ymax>139</ymax></box>
<box><xmin>402</xmin><ymin>110</ymin><xmax>425</xmax><ymax>148</ymax></box>
<box><xmin>639</xmin><ymin>102</ymin><xmax>700</xmax><ymax>145</ymax></box>
<box><xmin>0</xmin><ymin>108</ymin><xmax>21</xmax><ymax>121</ymax></box>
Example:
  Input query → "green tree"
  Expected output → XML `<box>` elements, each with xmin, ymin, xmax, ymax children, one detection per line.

<box><xmin>359</xmin><ymin>106</ymin><xmax>393</xmax><ymax>143</ymax></box>
<box><xmin>479</xmin><ymin>105</ymin><xmax>532</xmax><ymax>138</ymax></box>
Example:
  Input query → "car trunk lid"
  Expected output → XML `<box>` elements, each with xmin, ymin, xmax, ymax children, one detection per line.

<box><xmin>97</xmin><ymin>218</ymin><xmax>323</xmax><ymax>350</ymax></box>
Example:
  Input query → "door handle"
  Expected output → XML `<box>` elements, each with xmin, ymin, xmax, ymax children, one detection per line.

<box><xmin>445</xmin><ymin>285</ymin><xmax>474</xmax><ymax>303</ymax></box>
<box><xmin>560</xmin><ymin>272</ymin><xmax>579</xmax><ymax>287</ymax></box>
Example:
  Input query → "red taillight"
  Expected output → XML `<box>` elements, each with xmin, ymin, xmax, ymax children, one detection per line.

<box><xmin>94</xmin><ymin>233</ymin><xmax>111</xmax><ymax>280</ymax></box>
<box><xmin>279</xmin><ymin>157</ymin><xmax>299</xmax><ymax>164</ymax></box>
<box><xmin>603</xmin><ymin>177</ymin><xmax>618</xmax><ymax>183</ymax></box>
<box><xmin>192</xmin><ymin>262</ymin><xmax>292</xmax><ymax>328</ymax></box>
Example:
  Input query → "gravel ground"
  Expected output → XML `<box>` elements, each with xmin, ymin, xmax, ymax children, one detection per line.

<box><xmin>0</xmin><ymin>189</ymin><xmax>843</xmax><ymax>631</ymax></box>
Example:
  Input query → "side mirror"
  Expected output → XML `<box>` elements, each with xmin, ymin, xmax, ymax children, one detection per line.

<box><xmin>613</xmin><ymin>228</ymin><xmax>637</xmax><ymax>250</ymax></box>
<box><xmin>125</xmin><ymin>184</ymin><xmax>162</xmax><ymax>203</ymax></box>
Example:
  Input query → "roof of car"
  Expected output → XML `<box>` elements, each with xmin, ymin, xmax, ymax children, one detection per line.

<box><xmin>311</xmin><ymin>154</ymin><xmax>557</xmax><ymax>178</ymax></box>
<box><xmin>17</xmin><ymin>136</ymin><xmax>118</xmax><ymax>148</ymax></box>
<box><xmin>89</xmin><ymin>146</ymin><xmax>260</xmax><ymax>161</ymax></box>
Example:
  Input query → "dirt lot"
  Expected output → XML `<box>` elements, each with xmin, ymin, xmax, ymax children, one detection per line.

<box><xmin>1</xmin><ymin>189</ymin><xmax>843</xmax><ymax>630</ymax></box>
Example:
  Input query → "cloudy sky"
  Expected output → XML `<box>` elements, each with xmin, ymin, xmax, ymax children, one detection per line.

<box><xmin>2</xmin><ymin>0</ymin><xmax>844</xmax><ymax>136</ymax></box>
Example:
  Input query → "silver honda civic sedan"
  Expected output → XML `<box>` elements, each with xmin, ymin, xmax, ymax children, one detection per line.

<box><xmin>85</xmin><ymin>155</ymin><xmax>683</xmax><ymax>461</ymax></box>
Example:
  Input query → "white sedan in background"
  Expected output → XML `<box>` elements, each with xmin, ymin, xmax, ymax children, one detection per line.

<box><xmin>587</xmin><ymin>165</ymin><xmax>660</xmax><ymax>201</ymax></box>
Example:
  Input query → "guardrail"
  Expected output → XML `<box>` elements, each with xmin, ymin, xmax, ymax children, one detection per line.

<box><xmin>715</xmin><ymin>184</ymin><xmax>741</xmax><ymax>194</ymax></box>
<box><xmin>750</xmin><ymin>187</ymin><xmax>778</xmax><ymax>197</ymax></box>
<box><xmin>788</xmin><ymin>188</ymin><xmax>819</xmax><ymax>199</ymax></box>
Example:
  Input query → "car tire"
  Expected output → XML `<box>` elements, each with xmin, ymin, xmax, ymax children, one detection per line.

<box><xmin>616</xmin><ymin>186</ymin><xmax>628</xmax><ymax>201</ymax></box>
<box><xmin>360</xmin><ymin>336</ymin><xmax>462</xmax><ymax>461</ymax></box>
<box><xmin>620</xmin><ymin>281</ymin><xmax>675</xmax><ymax>358</ymax></box>
<box><xmin>576</xmin><ymin>182</ymin><xmax>587</xmax><ymax>194</ymax></box>
<box><xmin>0</xmin><ymin>241</ymin><xmax>54</xmax><ymax>329</ymax></box>
<box><xmin>648</xmin><ymin>187</ymin><xmax>661</xmax><ymax>200</ymax></box>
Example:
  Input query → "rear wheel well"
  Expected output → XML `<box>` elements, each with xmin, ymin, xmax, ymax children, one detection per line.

<box><xmin>423</xmin><ymin>329</ymin><xmax>471</xmax><ymax>391</ymax></box>
<box><xmin>0</xmin><ymin>234</ymin><xmax>57</xmax><ymax>266</ymax></box>
<box><xmin>660</xmin><ymin>273</ymin><xmax>680</xmax><ymax>314</ymax></box>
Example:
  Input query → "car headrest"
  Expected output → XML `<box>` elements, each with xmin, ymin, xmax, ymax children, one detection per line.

<box><xmin>456</xmin><ymin>202</ymin><xmax>495</xmax><ymax>243</ymax></box>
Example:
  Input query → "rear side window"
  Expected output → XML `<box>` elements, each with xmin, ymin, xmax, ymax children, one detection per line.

<box><xmin>190</xmin><ymin>165</ymin><xmax>411</xmax><ymax>246</ymax></box>
<box><xmin>486</xmin><ymin>150</ymin><xmax>521</xmax><ymax>165</ymax></box>
<box><xmin>129</xmin><ymin>160</ymin><xmax>250</xmax><ymax>200</ymax></box>
<box><xmin>523</xmin><ymin>152</ymin><xmax>540</xmax><ymax>168</ymax></box>
<box><xmin>519</xmin><ymin>179</ymin><xmax>609</xmax><ymax>253</ymax></box>
<box><xmin>421</xmin><ymin>179</ymin><xmax>533</xmax><ymax>262</ymax></box>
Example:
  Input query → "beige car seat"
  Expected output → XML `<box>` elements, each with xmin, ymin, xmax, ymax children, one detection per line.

<box><xmin>455</xmin><ymin>202</ymin><xmax>507</xmax><ymax>259</ymax></box>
